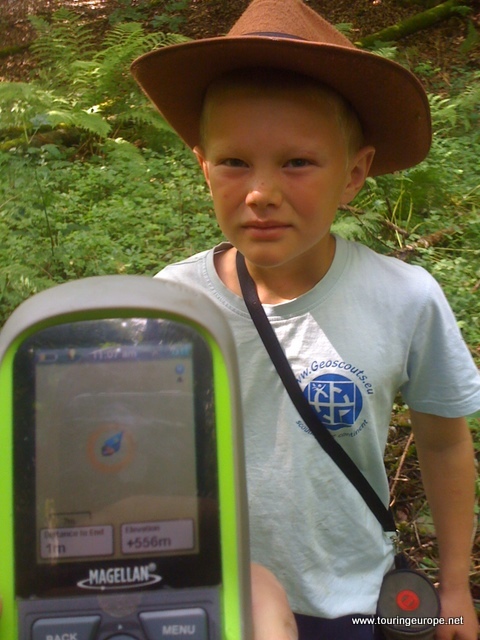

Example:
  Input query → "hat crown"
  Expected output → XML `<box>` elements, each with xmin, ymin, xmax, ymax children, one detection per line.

<box><xmin>131</xmin><ymin>0</ymin><xmax>432</xmax><ymax>175</ymax></box>
<box><xmin>228</xmin><ymin>0</ymin><xmax>354</xmax><ymax>49</ymax></box>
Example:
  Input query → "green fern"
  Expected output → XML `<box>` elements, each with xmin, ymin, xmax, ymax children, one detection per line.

<box><xmin>29</xmin><ymin>10</ymin><xmax>97</xmax><ymax>89</ymax></box>
<box><xmin>116</xmin><ymin>106</ymin><xmax>173</xmax><ymax>132</ymax></box>
<box><xmin>88</xmin><ymin>26</ymin><xmax>187</xmax><ymax>117</ymax></box>
<box><xmin>0</xmin><ymin>10</ymin><xmax>189</xmax><ymax>143</ymax></box>
<box><xmin>429</xmin><ymin>76</ymin><xmax>480</xmax><ymax>134</ymax></box>
<box><xmin>0</xmin><ymin>82</ymin><xmax>59</xmax><ymax>133</ymax></box>
<box><xmin>101</xmin><ymin>21</ymin><xmax>163</xmax><ymax>52</ymax></box>
<box><xmin>0</xmin><ymin>83</ymin><xmax>110</xmax><ymax>138</ymax></box>
<box><xmin>332</xmin><ymin>204</ymin><xmax>384</xmax><ymax>245</ymax></box>
<box><xmin>333</xmin><ymin>23</ymin><xmax>355</xmax><ymax>37</ymax></box>
<box><xmin>47</xmin><ymin>109</ymin><xmax>112</xmax><ymax>138</ymax></box>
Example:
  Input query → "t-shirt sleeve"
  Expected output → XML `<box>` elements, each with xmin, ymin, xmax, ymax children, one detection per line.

<box><xmin>400</xmin><ymin>275</ymin><xmax>480</xmax><ymax>417</ymax></box>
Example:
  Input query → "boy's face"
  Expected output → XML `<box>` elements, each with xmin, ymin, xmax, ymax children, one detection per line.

<box><xmin>195</xmin><ymin>85</ymin><xmax>374</xmax><ymax>279</ymax></box>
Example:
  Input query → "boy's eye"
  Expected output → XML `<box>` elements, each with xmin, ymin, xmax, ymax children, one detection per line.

<box><xmin>285</xmin><ymin>158</ymin><xmax>312</xmax><ymax>168</ymax></box>
<box><xmin>220</xmin><ymin>158</ymin><xmax>248</xmax><ymax>168</ymax></box>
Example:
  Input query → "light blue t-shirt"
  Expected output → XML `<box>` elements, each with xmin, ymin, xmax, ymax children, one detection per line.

<box><xmin>157</xmin><ymin>236</ymin><xmax>480</xmax><ymax>618</ymax></box>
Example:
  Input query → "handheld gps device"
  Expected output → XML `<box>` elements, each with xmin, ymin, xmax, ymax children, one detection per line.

<box><xmin>0</xmin><ymin>275</ymin><xmax>251</xmax><ymax>640</ymax></box>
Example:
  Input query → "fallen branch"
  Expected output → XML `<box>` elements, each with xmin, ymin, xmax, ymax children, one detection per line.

<box><xmin>356</xmin><ymin>0</ymin><xmax>471</xmax><ymax>47</ymax></box>
<box><xmin>338</xmin><ymin>204</ymin><xmax>411</xmax><ymax>238</ymax></box>
<box><xmin>390</xmin><ymin>227</ymin><xmax>456</xmax><ymax>260</ymax></box>
<box><xmin>338</xmin><ymin>203</ymin><xmax>368</xmax><ymax>216</ymax></box>
<box><xmin>390</xmin><ymin>432</ymin><xmax>414</xmax><ymax>507</ymax></box>
<box><xmin>383</xmin><ymin>219</ymin><xmax>410</xmax><ymax>238</ymax></box>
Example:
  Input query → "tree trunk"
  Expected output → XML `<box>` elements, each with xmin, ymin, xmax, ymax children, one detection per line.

<box><xmin>356</xmin><ymin>0</ymin><xmax>471</xmax><ymax>47</ymax></box>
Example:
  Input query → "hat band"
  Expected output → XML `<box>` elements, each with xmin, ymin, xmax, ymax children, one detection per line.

<box><xmin>244</xmin><ymin>31</ymin><xmax>307</xmax><ymax>41</ymax></box>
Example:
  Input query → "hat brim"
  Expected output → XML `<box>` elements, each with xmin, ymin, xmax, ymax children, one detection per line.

<box><xmin>131</xmin><ymin>37</ymin><xmax>431</xmax><ymax>176</ymax></box>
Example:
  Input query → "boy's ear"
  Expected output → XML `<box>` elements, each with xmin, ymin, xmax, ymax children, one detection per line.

<box><xmin>341</xmin><ymin>145</ymin><xmax>376</xmax><ymax>205</ymax></box>
<box><xmin>193</xmin><ymin>146</ymin><xmax>211</xmax><ymax>190</ymax></box>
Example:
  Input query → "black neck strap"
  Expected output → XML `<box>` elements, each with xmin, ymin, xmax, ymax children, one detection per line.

<box><xmin>236</xmin><ymin>251</ymin><xmax>396</xmax><ymax>533</ymax></box>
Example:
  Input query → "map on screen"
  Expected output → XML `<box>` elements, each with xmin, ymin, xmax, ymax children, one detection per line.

<box><xmin>35</xmin><ymin>339</ymin><xmax>199</xmax><ymax>563</ymax></box>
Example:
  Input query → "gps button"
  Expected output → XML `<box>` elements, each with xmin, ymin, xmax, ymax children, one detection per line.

<box><xmin>32</xmin><ymin>615</ymin><xmax>101</xmax><ymax>640</ymax></box>
<box><xmin>140</xmin><ymin>608</ymin><xmax>208</xmax><ymax>639</ymax></box>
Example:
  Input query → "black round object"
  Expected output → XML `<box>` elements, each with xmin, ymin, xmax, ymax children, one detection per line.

<box><xmin>377</xmin><ymin>569</ymin><xmax>440</xmax><ymax>640</ymax></box>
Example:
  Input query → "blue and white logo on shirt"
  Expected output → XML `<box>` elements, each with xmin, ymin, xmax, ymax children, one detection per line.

<box><xmin>303</xmin><ymin>373</ymin><xmax>363</xmax><ymax>431</ymax></box>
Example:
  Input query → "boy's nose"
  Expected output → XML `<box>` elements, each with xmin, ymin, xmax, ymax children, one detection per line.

<box><xmin>245</xmin><ymin>177</ymin><xmax>282</xmax><ymax>209</ymax></box>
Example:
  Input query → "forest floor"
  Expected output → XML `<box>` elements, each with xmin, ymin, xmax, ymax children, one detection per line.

<box><xmin>1</xmin><ymin>0</ymin><xmax>479</xmax><ymax>88</ymax></box>
<box><xmin>1</xmin><ymin>0</ymin><xmax>479</xmax><ymax>604</ymax></box>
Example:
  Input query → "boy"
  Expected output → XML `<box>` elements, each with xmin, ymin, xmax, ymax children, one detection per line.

<box><xmin>131</xmin><ymin>1</ymin><xmax>480</xmax><ymax>638</ymax></box>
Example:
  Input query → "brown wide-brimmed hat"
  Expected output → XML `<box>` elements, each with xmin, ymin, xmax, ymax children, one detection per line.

<box><xmin>131</xmin><ymin>0</ymin><xmax>431</xmax><ymax>176</ymax></box>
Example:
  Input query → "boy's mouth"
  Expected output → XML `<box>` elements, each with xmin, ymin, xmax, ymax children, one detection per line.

<box><xmin>242</xmin><ymin>221</ymin><xmax>292</xmax><ymax>239</ymax></box>
<box><xmin>243</xmin><ymin>221</ymin><xmax>290</xmax><ymax>230</ymax></box>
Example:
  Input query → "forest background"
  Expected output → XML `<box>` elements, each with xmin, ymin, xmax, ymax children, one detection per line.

<box><xmin>0</xmin><ymin>0</ymin><xmax>479</xmax><ymax>608</ymax></box>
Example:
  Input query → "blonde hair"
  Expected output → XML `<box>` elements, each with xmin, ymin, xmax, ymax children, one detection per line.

<box><xmin>199</xmin><ymin>68</ymin><xmax>364</xmax><ymax>158</ymax></box>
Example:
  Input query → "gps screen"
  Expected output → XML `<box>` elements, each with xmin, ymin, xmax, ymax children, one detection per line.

<box><xmin>35</xmin><ymin>333</ymin><xmax>198</xmax><ymax>564</ymax></box>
